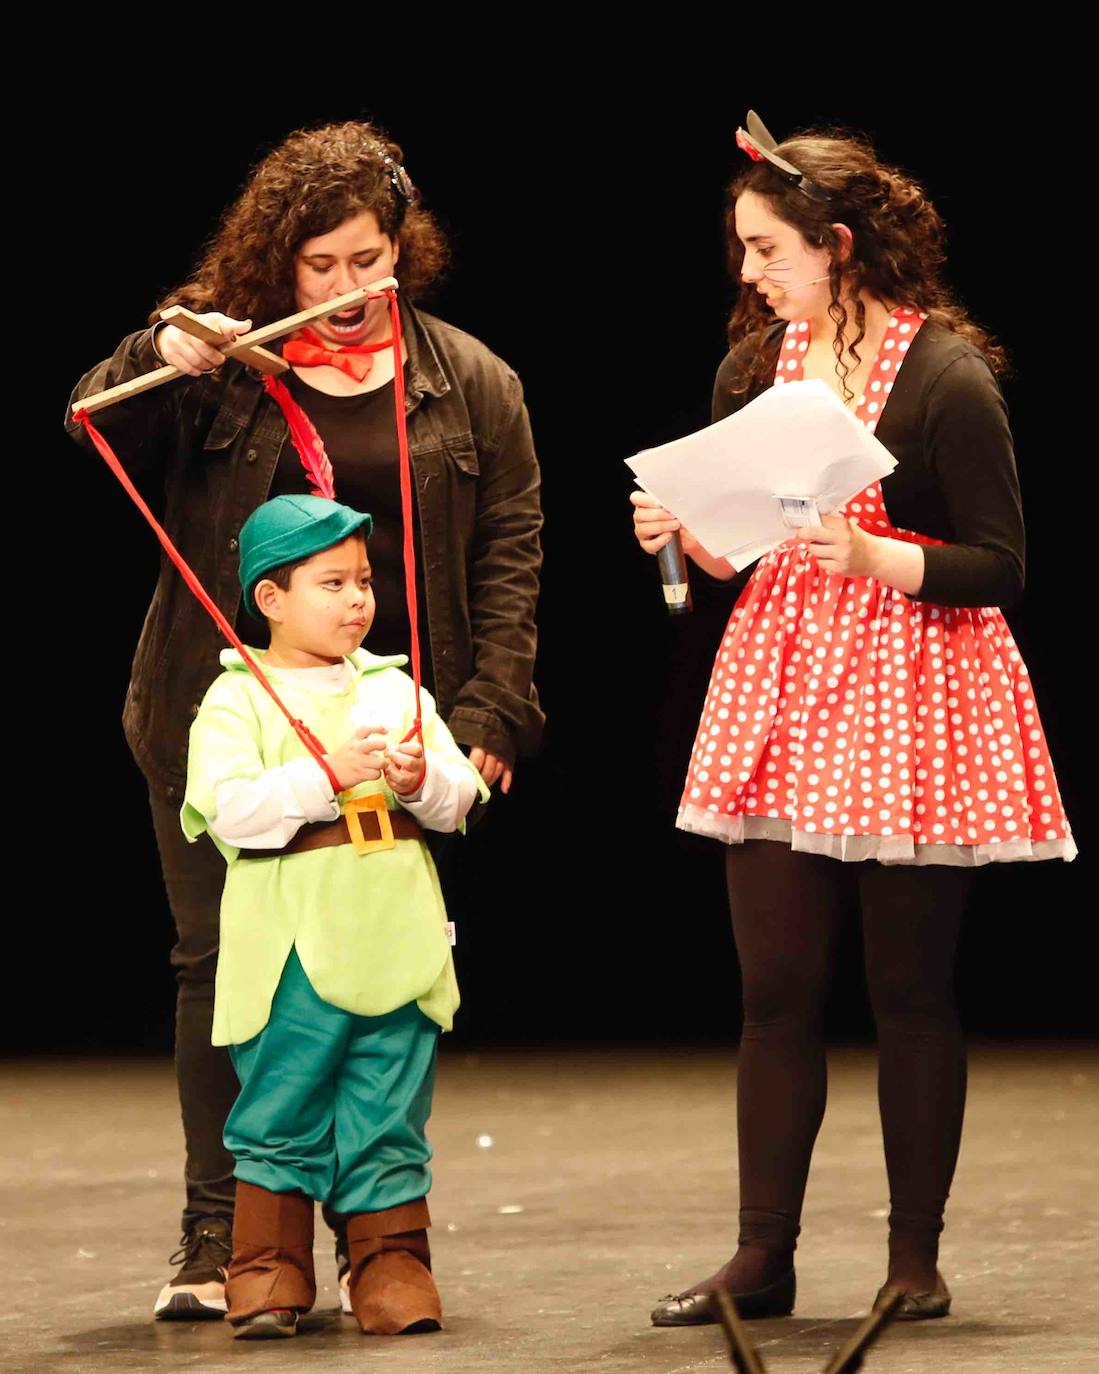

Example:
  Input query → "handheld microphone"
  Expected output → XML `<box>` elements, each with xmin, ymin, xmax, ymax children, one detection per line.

<box><xmin>657</xmin><ymin>533</ymin><xmax>692</xmax><ymax>615</ymax></box>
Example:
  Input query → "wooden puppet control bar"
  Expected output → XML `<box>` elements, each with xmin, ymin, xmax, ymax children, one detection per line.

<box><xmin>157</xmin><ymin>308</ymin><xmax>288</xmax><ymax>376</ymax></box>
<box><xmin>71</xmin><ymin>279</ymin><xmax>400</xmax><ymax>417</ymax></box>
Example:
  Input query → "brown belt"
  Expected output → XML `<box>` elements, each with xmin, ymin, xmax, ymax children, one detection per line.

<box><xmin>240</xmin><ymin>795</ymin><xmax>423</xmax><ymax>860</ymax></box>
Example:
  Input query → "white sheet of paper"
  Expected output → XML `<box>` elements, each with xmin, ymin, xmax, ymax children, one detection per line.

<box><xmin>625</xmin><ymin>380</ymin><xmax>898</xmax><ymax>570</ymax></box>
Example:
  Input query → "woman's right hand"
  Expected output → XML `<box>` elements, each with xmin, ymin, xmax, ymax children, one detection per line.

<box><xmin>154</xmin><ymin>312</ymin><xmax>253</xmax><ymax>376</ymax></box>
<box><xmin>324</xmin><ymin>726</ymin><xmax>388</xmax><ymax>792</ymax></box>
<box><xmin>630</xmin><ymin>490</ymin><xmax>698</xmax><ymax>555</ymax></box>
<box><xmin>629</xmin><ymin>488</ymin><xmax>737</xmax><ymax>581</ymax></box>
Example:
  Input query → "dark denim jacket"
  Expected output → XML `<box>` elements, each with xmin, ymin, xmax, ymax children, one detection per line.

<box><xmin>67</xmin><ymin>302</ymin><xmax>543</xmax><ymax>796</ymax></box>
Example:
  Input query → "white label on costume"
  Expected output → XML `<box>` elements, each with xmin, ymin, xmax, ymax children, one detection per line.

<box><xmin>778</xmin><ymin>495</ymin><xmax>822</xmax><ymax>528</ymax></box>
<box><xmin>662</xmin><ymin>582</ymin><xmax>690</xmax><ymax>605</ymax></box>
<box><xmin>445</xmin><ymin>921</ymin><xmax>457</xmax><ymax>947</ymax></box>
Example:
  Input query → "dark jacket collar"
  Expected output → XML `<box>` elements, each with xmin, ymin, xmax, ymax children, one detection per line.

<box><xmin>400</xmin><ymin>297</ymin><xmax>450</xmax><ymax>405</ymax></box>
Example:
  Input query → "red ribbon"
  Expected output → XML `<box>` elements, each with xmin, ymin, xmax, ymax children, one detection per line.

<box><xmin>735</xmin><ymin>127</ymin><xmax>765</xmax><ymax>162</ymax></box>
<box><xmin>73</xmin><ymin>287</ymin><xmax>425</xmax><ymax>798</ymax></box>
<box><xmin>386</xmin><ymin>292</ymin><xmax>424</xmax><ymax>757</ymax></box>
<box><xmin>70</xmin><ymin>407</ymin><xmax>344</xmax><ymax>797</ymax></box>
<box><xmin>271</xmin><ymin>297</ymin><xmax>423</xmax><ymax>759</ymax></box>
<box><xmin>74</xmin><ymin>289</ymin><xmax>425</xmax><ymax>802</ymax></box>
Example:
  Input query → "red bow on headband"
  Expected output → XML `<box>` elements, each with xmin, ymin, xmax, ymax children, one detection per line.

<box><xmin>735</xmin><ymin>127</ymin><xmax>764</xmax><ymax>162</ymax></box>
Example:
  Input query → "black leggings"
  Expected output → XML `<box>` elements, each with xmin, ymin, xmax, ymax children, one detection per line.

<box><xmin>726</xmin><ymin>841</ymin><xmax>973</xmax><ymax>1272</ymax></box>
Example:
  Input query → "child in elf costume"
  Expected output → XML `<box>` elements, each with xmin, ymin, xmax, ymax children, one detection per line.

<box><xmin>182</xmin><ymin>492</ymin><xmax>488</xmax><ymax>1339</ymax></box>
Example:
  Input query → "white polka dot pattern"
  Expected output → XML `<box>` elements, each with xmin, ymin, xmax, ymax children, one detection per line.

<box><xmin>678</xmin><ymin>308</ymin><xmax>1073</xmax><ymax>860</ymax></box>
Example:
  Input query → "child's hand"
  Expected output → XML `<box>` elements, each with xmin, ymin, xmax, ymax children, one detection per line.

<box><xmin>325</xmin><ymin>726</ymin><xmax>388</xmax><ymax>791</ymax></box>
<box><xmin>385</xmin><ymin>740</ymin><xmax>426</xmax><ymax>796</ymax></box>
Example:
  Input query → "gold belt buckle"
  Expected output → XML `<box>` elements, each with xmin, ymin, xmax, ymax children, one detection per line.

<box><xmin>342</xmin><ymin>794</ymin><xmax>396</xmax><ymax>856</ymax></box>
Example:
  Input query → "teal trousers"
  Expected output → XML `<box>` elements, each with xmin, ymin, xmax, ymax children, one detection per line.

<box><xmin>224</xmin><ymin>947</ymin><xmax>438</xmax><ymax>1215</ymax></box>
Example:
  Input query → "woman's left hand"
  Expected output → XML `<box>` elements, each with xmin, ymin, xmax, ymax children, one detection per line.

<box><xmin>469</xmin><ymin>747</ymin><xmax>513</xmax><ymax>794</ymax></box>
<box><xmin>801</xmin><ymin>514</ymin><xmax>879</xmax><ymax>578</ymax></box>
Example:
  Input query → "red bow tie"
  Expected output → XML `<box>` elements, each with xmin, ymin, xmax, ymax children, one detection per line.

<box><xmin>282</xmin><ymin>327</ymin><xmax>394</xmax><ymax>383</ymax></box>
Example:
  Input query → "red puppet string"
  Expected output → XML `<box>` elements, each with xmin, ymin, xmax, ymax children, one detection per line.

<box><xmin>73</xmin><ymin>285</ymin><xmax>425</xmax><ymax>795</ymax></box>
<box><xmin>267</xmin><ymin>295</ymin><xmax>423</xmax><ymax>758</ymax></box>
<box><xmin>386</xmin><ymin>290</ymin><xmax>424</xmax><ymax>752</ymax></box>
<box><xmin>70</xmin><ymin>407</ymin><xmax>344</xmax><ymax>797</ymax></box>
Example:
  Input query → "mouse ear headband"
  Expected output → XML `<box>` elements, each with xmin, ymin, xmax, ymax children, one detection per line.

<box><xmin>735</xmin><ymin>110</ymin><xmax>834</xmax><ymax>204</ymax></box>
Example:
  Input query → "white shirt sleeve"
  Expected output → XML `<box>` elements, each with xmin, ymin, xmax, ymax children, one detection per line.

<box><xmin>394</xmin><ymin>754</ymin><xmax>480</xmax><ymax>833</ymax></box>
<box><xmin>209</xmin><ymin>757</ymin><xmax>340</xmax><ymax>848</ymax></box>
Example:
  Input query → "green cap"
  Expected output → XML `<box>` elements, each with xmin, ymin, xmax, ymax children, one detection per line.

<box><xmin>238</xmin><ymin>494</ymin><xmax>374</xmax><ymax>619</ymax></box>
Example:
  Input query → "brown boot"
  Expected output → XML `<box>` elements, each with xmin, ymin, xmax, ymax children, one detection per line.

<box><xmin>346</xmin><ymin>1198</ymin><xmax>442</xmax><ymax>1334</ymax></box>
<box><xmin>225</xmin><ymin>1181</ymin><xmax>316</xmax><ymax>1327</ymax></box>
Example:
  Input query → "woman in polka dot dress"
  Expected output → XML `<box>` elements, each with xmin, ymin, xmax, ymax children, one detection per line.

<box><xmin>633</xmin><ymin>119</ymin><xmax>1075</xmax><ymax>1327</ymax></box>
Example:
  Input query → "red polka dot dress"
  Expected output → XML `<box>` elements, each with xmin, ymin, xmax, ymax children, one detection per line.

<box><xmin>677</xmin><ymin>308</ymin><xmax>1076</xmax><ymax>865</ymax></box>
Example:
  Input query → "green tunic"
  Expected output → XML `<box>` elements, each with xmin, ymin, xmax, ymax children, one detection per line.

<box><xmin>182</xmin><ymin>648</ymin><xmax>487</xmax><ymax>1046</ymax></box>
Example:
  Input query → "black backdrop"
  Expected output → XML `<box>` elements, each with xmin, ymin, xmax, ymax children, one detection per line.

<box><xmin>23</xmin><ymin>80</ymin><xmax>1090</xmax><ymax>1054</ymax></box>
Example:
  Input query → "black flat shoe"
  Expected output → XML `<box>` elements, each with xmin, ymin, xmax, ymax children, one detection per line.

<box><xmin>874</xmin><ymin>1271</ymin><xmax>951</xmax><ymax>1320</ymax></box>
<box><xmin>651</xmin><ymin>1268</ymin><xmax>796</xmax><ymax>1326</ymax></box>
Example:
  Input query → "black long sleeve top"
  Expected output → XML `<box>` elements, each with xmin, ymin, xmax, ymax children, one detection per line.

<box><xmin>712</xmin><ymin>320</ymin><xmax>1025</xmax><ymax>608</ymax></box>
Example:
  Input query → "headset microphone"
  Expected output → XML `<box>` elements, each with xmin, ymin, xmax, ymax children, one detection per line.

<box><xmin>765</xmin><ymin>273</ymin><xmax>830</xmax><ymax>298</ymax></box>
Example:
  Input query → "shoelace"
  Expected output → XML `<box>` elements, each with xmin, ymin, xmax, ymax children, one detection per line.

<box><xmin>168</xmin><ymin>1224</ymin><xmax>232</xmax><ymax>1271</ymax></box>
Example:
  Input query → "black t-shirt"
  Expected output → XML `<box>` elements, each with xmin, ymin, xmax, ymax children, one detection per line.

<box><xmin>239</xmin><ymin>367</ymin><xmax>432</xmax><ymax>690</ymax></box>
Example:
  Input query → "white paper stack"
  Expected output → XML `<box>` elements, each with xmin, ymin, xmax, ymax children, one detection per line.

<box><xmin>625</xmin><ymin>380</ymin><xmax>897</xmax><ymax>570</ymax></box>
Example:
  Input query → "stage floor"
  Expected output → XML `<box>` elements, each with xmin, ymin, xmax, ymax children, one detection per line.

<box><xmin>2</xmin><ymin>1044</ymin><xmax>1096</xmax><ymax>1373</ymax></box>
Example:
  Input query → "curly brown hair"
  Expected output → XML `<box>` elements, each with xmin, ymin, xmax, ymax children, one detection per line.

<box><xmin>152</xmin><ymin>121</ymin><xmax>449</xmax><ymax>325</ymax></box>
<box><xmin>725</xmin><ymin>128</ymin><xmax>1006</xmax><ymax>397</ymax></box>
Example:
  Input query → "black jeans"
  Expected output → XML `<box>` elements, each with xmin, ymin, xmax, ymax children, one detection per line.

<box><xmin>149</xmin><ymin>790</ymin><xmax>239</xmax><ymax>1232</ymax></box>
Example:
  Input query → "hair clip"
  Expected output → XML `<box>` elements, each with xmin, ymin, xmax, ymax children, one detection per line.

<box><xmin>380</xmin><ymin>152</ymin><xmax>417</xmax><ymax>208</ymax></box>
<box><xmin>735</xmin><ymin>111</ymin><xmax>834</xmax><ymax>204</ymax></box>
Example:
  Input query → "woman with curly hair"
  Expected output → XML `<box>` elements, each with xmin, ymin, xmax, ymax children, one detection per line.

<box><xmin>634</xmin><ymin>116</ymin><xmax>1073</xmax><ymax>1325</ymax></box>
<box><xmin>67</xmin><ymin>121</ymin><xmax>543</xmax><ymax>1323</ymax></box>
